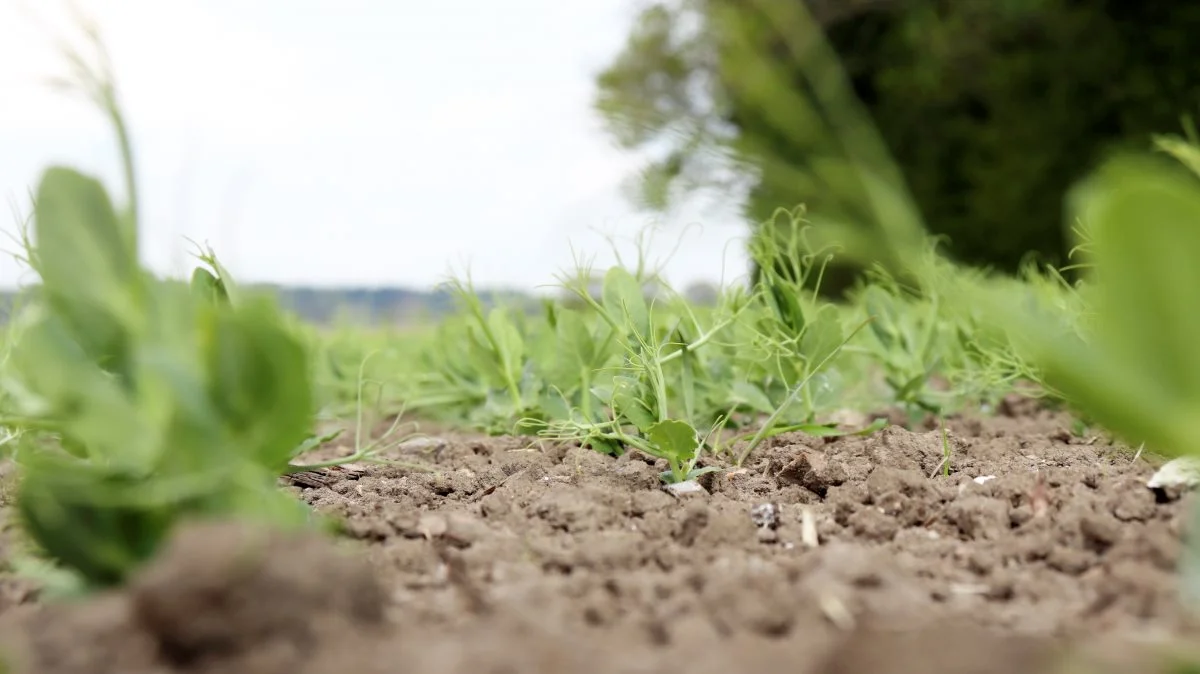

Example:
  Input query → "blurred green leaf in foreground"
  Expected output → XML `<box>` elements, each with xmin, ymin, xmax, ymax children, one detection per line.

<box><xmin>0</xmin><ymin>19</ymin><xmax>327</xmax><ymax>591</ymax></box>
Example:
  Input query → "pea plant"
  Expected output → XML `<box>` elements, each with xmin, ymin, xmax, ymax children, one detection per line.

<box><xmin>0</xmin><ymin>36</ymin><xmax>360</xmax><ymax>591</ymax></box>
<box><xmin>849</xmin><ymin>265</ymin><xmax>950</xmax><ymax>422</ymax></box>
<box><xmin>730</xmin><ymin>208</ymin><xmax>850</xmax><ymax>424</ymax></box>
<box><xmin>527</xmin><ymin>264</ymin><xmax>747</xmax><ymax>482</ymax></box>
<box><xmin>403</xmin><ymin>274</ymin><xmax>624</xmax><ymax>434</ymax></box>
<box><xmin>491</xmin><ymin>214</ymin><xmax>876</xmax><ymax>481</ymax></box>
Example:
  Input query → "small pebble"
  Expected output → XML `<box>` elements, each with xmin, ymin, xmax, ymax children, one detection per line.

<box><xmin>664</xmin><ymin>480</ymin><xmax>705</xmax><ymax>496</ymax></box>
<box><xmin>750</xmin><ymin>502</ymin><xmax>780</xmax><ymax>529</ymax></box>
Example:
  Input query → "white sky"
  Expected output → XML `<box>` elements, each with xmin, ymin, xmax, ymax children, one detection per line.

<box><xmin>0</xmin><ymin>0</ymin><xmax>750</xmax><ymax>293</ymax></box>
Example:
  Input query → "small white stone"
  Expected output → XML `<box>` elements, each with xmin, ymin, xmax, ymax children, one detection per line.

<box><xmin>664</xmin><ymin>479</ymin><xmax>705</xmax><ymax>496</ymax></box>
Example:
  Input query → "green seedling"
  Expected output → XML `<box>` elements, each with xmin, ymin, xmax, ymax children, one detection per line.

<box><xmin>407</xmin><ymin>212</ymin><xmax>885</xmax><ymax>473</ymax></box>
<box><xmin>287</xmin><ymin>352</ymin><xmax>434</xmax><ymax>475</ymax></box>
<box><xmin>532</xmin><ymin>265</ymin><xmax>744</xmax><ymax>481</ymax></box>
<box><xmin>405</xmin><ymin>274</ymin><xmax>614</xmax><ymax>434</ymax></box>
<box><xmin>311</xmin><ymin>324</ymin><xmax>425</xmax><ymax>417</ymax></box>
<box><xmin>851</xmin><ymin>265</ymin><xmax>951</xmax><ymax>421</ymax></box>
<box><xmin>732</xmin><ymin>314</ymin><xmax>878</xmax><ymax>466</ymax></box>
<box><xmin>737</xmin><ymin>208</ymin><xmax>849</xmax><ymax>422</ymax></box>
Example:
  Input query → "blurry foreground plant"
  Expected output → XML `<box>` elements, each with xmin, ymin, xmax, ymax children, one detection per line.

<box><xmin>947</xmin><ymin>137</ymin><xmax>1200</xmax><ymax>607</ymax></box>
<box><xmin>0</xmin><ymin>25</ymin><xmax>340</xmax><ymax>591</ymax></box>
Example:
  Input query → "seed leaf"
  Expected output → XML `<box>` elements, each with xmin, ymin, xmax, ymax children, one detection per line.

<box><xmin>646</xmin><ymin>419</ymin><xmax>699</xmax><ymax>465</ymax></box>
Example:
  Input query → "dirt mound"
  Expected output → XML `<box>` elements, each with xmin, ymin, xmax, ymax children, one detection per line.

<box><xmin>0</xmin><ymin>521</ymin><xmax>385</xmax><ymax>674</ymax></box>
<box><xmin>2</xmin><ymin>409</ymin><xmax>1200</xmax><ymax>673</ymax></box>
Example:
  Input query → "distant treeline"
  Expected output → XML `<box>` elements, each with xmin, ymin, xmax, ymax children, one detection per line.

<box><xmin>260</xmin><ymin>285</ymin><xmax>542</xmax><ymax>325</ymax></box>
<box><xmin>0</xmin><ymin>277</ymin><xmax>724</xmax><ymax>327</ymax></box>
<box><xmin>0</xmin><ymin>285</ymin><xmax>543</xmax><ymax>327</ymax></box>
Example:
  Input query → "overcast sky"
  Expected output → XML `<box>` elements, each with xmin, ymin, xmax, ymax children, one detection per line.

<box><xmin>0</xmin><ymin>0</ymin><xmax>749</xmax><ymax>292</ymax></box>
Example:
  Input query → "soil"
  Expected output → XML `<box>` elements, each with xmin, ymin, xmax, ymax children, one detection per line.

<box><xmin>2</xmin><ymin>401</ymin><xmax>1200</xmax><ymax>673</ymax></box>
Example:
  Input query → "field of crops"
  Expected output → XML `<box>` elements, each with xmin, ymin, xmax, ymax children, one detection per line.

<box><xmin>4</xmin><ymin>32</ymin><xmax>1200</xmax><ymax>674</ymax></box>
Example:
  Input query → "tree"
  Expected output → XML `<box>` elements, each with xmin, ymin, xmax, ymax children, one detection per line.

<box><xmin>595</xmin><ymin>0</ymin><xmax>1200</xmax><ymax>291</ymax></box>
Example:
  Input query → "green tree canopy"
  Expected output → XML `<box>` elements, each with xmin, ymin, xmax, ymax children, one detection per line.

<box><xmin>595</xmin><ymin>0</ymin><xmax>1200</xmax><ymax>289</ymax></box>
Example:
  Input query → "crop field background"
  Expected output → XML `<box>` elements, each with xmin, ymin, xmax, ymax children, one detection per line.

<box><xmin>2</xmin><ymin>2</ymin><xmax>1200</xmax><ymax>673</ymax></box>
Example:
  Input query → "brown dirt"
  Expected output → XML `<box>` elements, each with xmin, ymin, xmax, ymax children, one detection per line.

<box><xmin>2</xmin><ymin>405</ymin><xmax>1200</xmax><ymax>673</ymax></box>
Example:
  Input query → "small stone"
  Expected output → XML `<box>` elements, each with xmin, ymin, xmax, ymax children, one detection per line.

<box><xmin>777</xmin><ymin>452</ymin><xmax>847</xmax><ymax>496</ymax></box>
<box><xmin>664</xmin><ymin>480</ymin><xmax>705</xmax><ymax>497</ymax></box>
<box><xmin>417</xmin><ymin>514</ymin><xmax>448</xmax><ymax>539</ymax></box>
<box><xmin>750</xmin><ymin>502</ymin><xmax>780</xmax><ymax>529</ymax></box>
<box><xmin>847</xmin><ymin>508</ymin><xmax>899</xmax><ymax>542</ymax></box>
<box><xmin>398</xmin><ymin>437</ymin><xmax>448</xmax><ymax>453</ymax></box>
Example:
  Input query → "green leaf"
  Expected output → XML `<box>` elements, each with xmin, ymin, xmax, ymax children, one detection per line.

<box><xmin>193</xmin><ymin>247</ymin><xmax>240</xmax><ymax>306</ymax></box>
<box><xmin>1155</xmin><ymin>134</ymin><xmax>1200</xmax><ymax>180</ymax></box>
<box><xmin>557</xmin><ymin>309</ymin><xmax>596</xmax><ymax>367</ymax></box>
<box><xmin>537</xmin><ymin>391</ymin><xmax>572</xmax><ymax>423</ymax></box>
<box><xmin>730</xmin><ymin>381</ymin><xmax>775</xmax><ymax>414</ymax></box>
<box><xmin>952</xmin><ymin>155</ymin><xmax>1200</xmax><ymax>459</ymax></box>
<box><xmin>288</xmin><ymin>429</ymin><xmax>343</xmax><ymax>461</ymax></box>
<box><xmin>464</xmin><ymin>325</ymin><xmax>506</xmax><ymax>388</ymax></box>
<box><xmin>799</xmin><ymin>419</ymin><xmax>886</xmax><ymax>437</ymax></box>
<box><xmin>863</xmin><ymin>286</ymin><xmax>897</xmax><ymax>349</ymax></box>
<box><xmin>586</xmin><ymin>436</ymin><xmax>623</xmax><ymax>456</ymax></box>
<box><xmin>761</xmin><ymin>418</ymin><xmax>887</xmax><ymax>440</ymax></box>
<box><xmin>31</xmin><ymin>167</ymin><xmax>139</xmax><ymax>374</ymax></box>
<box><xmin>611</xmin><ymin>375</ymin><xmax>656</xmax><ymax>433</ymax></box>
<box><xmin>190</xmin><ymin>267</ymin><xmax>228</xmax><ymax>305</ymax></box>
<box><xmin>646</xmin><ymin>418</ymin><xmax>699</xmax><ymax>464</ymax></box>
<box><xmin>542</xmin><ymin>298</ymin><xmax>559</xmax><ymax>329</ymax></box>
<box><xmin>16</xmin><ymin>463</ymin><xmax>177</xmax><ymax>589</ymax></box>
<box><xmin>590</xmin><ymin>382</ymin><xmax>615</xmax><ymax>403</ymax></box>
<box><xmin>799</xmin><ymin>308</ymin><xmax>846</xmax><ymax>366</ymax></box>
<box><xmin>487</xmin><ymin>308</ymin><xmax>525</xmax><ymax>384</ymax></box>
<box><xmin>602</xmin><ymin>267</ymin><xmax>650</xmax><ymax>337</ymax></box>
<box><xmin>1075</xmin><ymin>157</ymin><xmax>1200</xmax><ymax>403</ymax></box>
<box><xmin>685</xmin><ymin>465</ymin><xmax>722</xmax><ymax>480</ymax></box>
<box><xmin>893</xmin><ymin>370</ymin><xmax>934</xmax><ymax>404</ymax></box>
<box><xmin>4</xmin><ymin>64</ymin><xmax>332</xmax><ymax>593</ymax></box>
<box><xmin>766</xmin><ymin>282</ymin><xmax>806</xmax><ymax>335</ymax></box>
<box><xmin>202</xmin><ymin>297</ymin><xmax>315</xmax><ymax>472</ymax></box>
<box><xmin>7</xmin><ymin>309</ymin><xmax>150</xmax><ymax>468</ymax></box>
